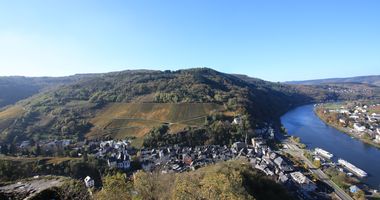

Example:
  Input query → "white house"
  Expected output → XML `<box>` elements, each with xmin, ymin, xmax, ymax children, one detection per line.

<box><xmin>251</xmin><ymin>137</ymin><xmax>264</xmax><ymax>148</ymax></box>
<box><xmin>349</xmin><ymin>115</ymin><xmax>360</xmax><ymax>120</ymax></box>
<box><xmin>350</xmin><ymin>185</ymin><xmax>360</xmax><ymax>194</ymax></box>
<box><xmin>84</xmin><ymin>176</ymin><xmax>94</xmax><ymax>188</ymax></box>
<box><xmin>371</xmin><ymin>113</ymin><xmax>380</xmax><ymax>120</ymax></box>
<box><xmin>232</xmin><ymin>117</ymin><xmax>242</xmax><ymax>125</ymax></box>
<box><xmin>290</xmin><ymin>172</ymin><xmax>316</xmax><ymax>192</ymax></box>
<box><xmin>375</xmin><ymin>135</ymin><xmax>380</xmax><ymax>143</ymax></box>
<box><xmin>353</xmin><ymin>123</ymin><xmax>366</xmax><ymax>132</ymax></box>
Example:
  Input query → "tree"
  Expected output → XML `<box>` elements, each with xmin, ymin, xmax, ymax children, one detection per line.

<box><xmin>82</xmin><ymin>151</ymin><xmax>88</xmax><ymax>162</ymax></box>
<box><xmin>201</xmin><ymin>172</ymin><xmax>248</xmax><ymax>200</ymax></box>
<box><xmin>353</xmin><ymin>189</ymin><xmax>365</xmax><ymax>200</ymax></box>
<box><xmin>33</xmin><ymin>144</ymin><xmax>41</xmax><ymax>156</ymax></box>
<box><xmin>95</xmin><ymin>173</ymin><xmax>131</xmax><ymax>200</ymax></box>
<box><xmin>133</xmin><ymin>170</ymin><xmax>175</xmax><ymax>200</ymax></box>
<box><xmin>0</xmin><ymin>144</ymin><xmax>8</xmax><ymax>155</ymax></box>
<box><xmin>172</xmin><ymin>174</ymin><xmax>202</xmax><ymax>200</ymax></box>
<box><xmin>8</xmin><ymin>143</ymin><xmax>17</xmax><ymax>155</ymax></box>
<box><xmin>311</xmin><ymin>173</ymin><xmax>319</xmax><ymax>181</ymax></box>
<box><xmin>133</xmin><ymin>171</ymin><xmax>157</xmax><ymax>200</ymax></box>
<box><xmin>313</xmin><ymin>159</ymin><xmax>321</xmax><ymax>168</ymax></box>
<box><xmin>303</xmin><ymin>163</ymin><xmax>309</xmax><ymax>170</ymax></box>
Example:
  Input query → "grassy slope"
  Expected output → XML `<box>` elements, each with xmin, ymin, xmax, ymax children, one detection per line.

<box><xmin>87</xmin><ymin>102</ymin><xmax>225</xmax><ymax>140</ymax></box>
<box><xmin>0</xmin><ymin>106</ymin><xmax>25</xmax><ymax>120</ymax></box>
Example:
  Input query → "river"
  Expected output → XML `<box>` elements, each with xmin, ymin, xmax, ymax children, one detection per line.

<box><xmin>281</xmin><ymin>104</ymin><xmax>380</xmax><ymax>189</ymax></box>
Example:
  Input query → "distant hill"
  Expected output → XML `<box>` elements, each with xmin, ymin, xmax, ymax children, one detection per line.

<box><xmin>0</xmin><ymin>68</ymin><xmax>379</xmax><ymax>144</ymax></box>
<box><xmin>0</xmin><ymin>75</ymin><xmax>99</xmax><ymax>108</ymax></box>
<box><xmin>286</xmin><ymin>75</ymin><xmax>380</xmax><ymax>86</ymax></box>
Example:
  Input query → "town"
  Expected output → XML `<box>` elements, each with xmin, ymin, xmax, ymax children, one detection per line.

<box><xmin>87</xmin><ymin>137</ymin><xmax>323</xmax><ymax>199</ymax></box>
<box><xmin>0</xmin><ymin>114</ymin><xmax>374</xmax><ymax>200</ymax></box>
<box><xmin>317</xmin><ymin>102</ymin><xmax>380</xmax><ymax>145</ymax></box>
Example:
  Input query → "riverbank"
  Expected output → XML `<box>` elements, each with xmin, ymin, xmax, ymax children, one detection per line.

<box><xmin>314</xmin><ymin>107</ymin><xmax>380</xmax><ymax>149</ymax></box>
<box><xmin>281</xmin><ymin>104</ymin><xmax>380</xmax><ymax>189</ymax></box>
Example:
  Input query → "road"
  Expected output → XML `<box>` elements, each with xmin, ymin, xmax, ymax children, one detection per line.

<box><xmin>283</xmin><ymin>140</ymin><xmax>353</xmax><ymax>200</ymax></box>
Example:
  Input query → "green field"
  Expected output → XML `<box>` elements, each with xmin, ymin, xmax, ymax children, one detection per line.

<box><xmin>87</xmin><ymin>103</ymin><xmax>225</xmax><ymax>140</ymax></box>
<box><xmin>322</xmin><ymin>102</ymin><xmax>345</xmax><ymax>110</ymax></box>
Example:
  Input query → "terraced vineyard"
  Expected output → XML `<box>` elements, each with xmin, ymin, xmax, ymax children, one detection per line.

<box><xmin>86</xmin><ymin>103</ymin><xmax>226</xmax><ymax>140</ymax></box>
<box><xmin>0</xmin><ymin>106</ymin><xmax>25</xmax><ymax>140</ymax></box>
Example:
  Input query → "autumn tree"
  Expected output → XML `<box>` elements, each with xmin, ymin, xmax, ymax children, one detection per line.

<box><xmin>172</xmin><ymin>174</ymin><xmax>202</xmax><ymax>200</ymax></box>
<box><xmin>94</xmin><ymin>173</ymin><xmax>131</xmax><ymax>200</ymax></box>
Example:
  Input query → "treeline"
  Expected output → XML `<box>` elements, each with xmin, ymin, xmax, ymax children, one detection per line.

<box><xmin>143</xmin><ymin>114</ymin><xmax>251</xmax><ymax>148</ymax></box>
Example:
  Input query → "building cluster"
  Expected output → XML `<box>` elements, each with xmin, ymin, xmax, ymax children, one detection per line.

<box><xmin>95</xmin><ymin>140</ymin><xmax>131</xmax><ymax>170</ymax></box>
<box><xmin>326</xmin><ymin>86</ymin><xmax>372</xmax><ymax>95</ymax></box>
<box><xmin>326</xmin><ymin>103</ymin><xmax>380</xmax><ymax>143</ymax></box>
<box><xmin>139</xmin><ymin>144</ymin><xmax>236</xmax><ymax>173</ymax></box>
<box><xmin>251</xmin><ymin>139</ymin><xmax>294</xmax><ymax>179</ymax></box>
<box><xmin>250</xmin><ymin>138</ymin><xmax>317</xmax><ymax>197</ymax></box>
<box><xmin>139</xmin><ymin>137</ymin><xmax>317</xmax><ymax>196</ymax></box>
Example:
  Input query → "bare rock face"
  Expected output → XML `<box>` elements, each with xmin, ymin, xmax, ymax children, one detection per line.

<box><xmin>0</xmin><ymin>176</ymin><xmax>66</xmax><ymax>200</ymax></box>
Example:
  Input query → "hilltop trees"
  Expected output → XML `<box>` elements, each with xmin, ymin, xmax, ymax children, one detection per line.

<box><xmin>142</xmin><ymin>125</ymin><xmax>170</xmax><ymax>147</ymax></box>
<box><xmin>142</xmin><ymin>119</ymin><xmax>245</xmax><ymax>148</ymax></box>
<box><xmin>172</xmin><ymin>174</ymin><xmax>203</xmax><ymax>200</ymax></box>
<box><xmin>133</xmin><ymin>171</ymin><xmax>175</xmax><ymax>200</ymax></box>
<box><xmin>129</xmin><ymin>160</ymin><xmax>292</xmax><ymax>200</ymax></box>
<box><xmin>94</xmin><ymin>173</ymin><xmax>131</xmax><ymax>200</ymax></box>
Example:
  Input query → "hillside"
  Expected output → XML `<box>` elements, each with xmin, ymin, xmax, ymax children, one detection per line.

<box><xmin>286</xmin><ymin>75</ymin><xmax>380</xmax><ymax>86</ymax></box>
<box><xmin>0</xmin><ymin>75</ymin><xmax>98</xmax><ymax>108</ymax></box>
<box><xmin>0</xmin><ymin>68</ymin><xmax>306</xmax><ymax>143</ymax></box>
<box><xmin>0</xmin><ymin>68</ymin><xmax>379</xmax><ymax>144</ymax></box>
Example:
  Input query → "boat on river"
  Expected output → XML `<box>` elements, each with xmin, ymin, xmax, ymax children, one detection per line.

<box><xmin>338</xmin><ymin>159</ymin><xmax>367</xmax><ymax>178</ymax></box>
<box><xmin>314</xmin><ymin>148</ymin><xmax>333</xmax><ymax>159</ymax></box>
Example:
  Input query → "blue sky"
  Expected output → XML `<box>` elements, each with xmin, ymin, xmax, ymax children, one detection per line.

<box><xmin>0</xmin><ymin>0</ymin><xmax>379</xmax><ymax>81</ymax></box>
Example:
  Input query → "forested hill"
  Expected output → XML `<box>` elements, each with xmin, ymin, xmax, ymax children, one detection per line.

<box><xmin>0</xmin><ymin>68</ymin><xmax>379</xmax><ymax>143</ymax></box>
<box><xmin>286</xmin><ymin>75</ymin><xmax>380</xmax><ymax>86</ymax></box>
<box><xmin>24</xmin><ymin>68</ymin><xmax>312</xmax><ymax>121</ymax></box>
